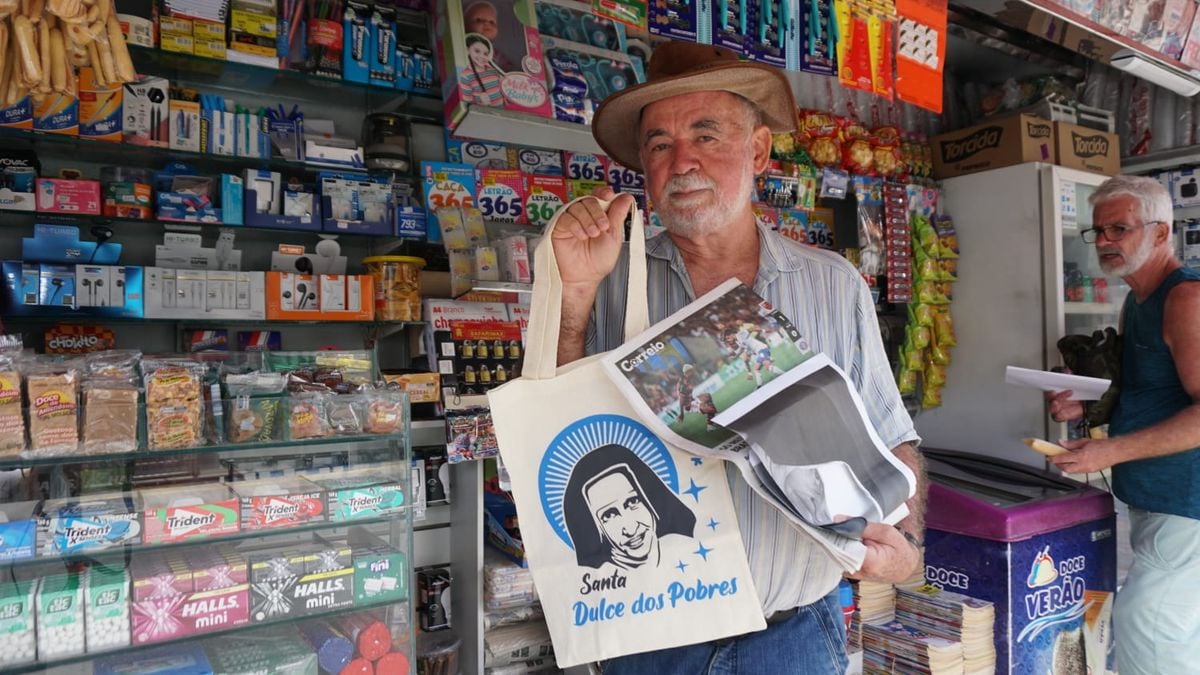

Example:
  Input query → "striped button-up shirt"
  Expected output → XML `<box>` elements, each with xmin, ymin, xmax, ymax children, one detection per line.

<box><xmin>586</xmin><ymin>223</ymin><xmax>921</xmax><ymax>615</ymax></box>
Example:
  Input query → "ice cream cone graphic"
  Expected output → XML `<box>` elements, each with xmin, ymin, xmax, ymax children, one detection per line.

<box><xmin>1027</xmin><ymin>546</ymin><xmax>1058</xmax><ymax>588</ymax></box>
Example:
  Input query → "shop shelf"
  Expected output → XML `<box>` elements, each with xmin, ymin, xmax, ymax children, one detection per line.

<box><xmin>1064</xmin><ymin>301</ymin><xmax>1116</xmax><ymax>315</ymax></box>
<box><xmin>0</xmin><ymin>126</ymin><xmax>320</xmax><ymax>175</ymax></box>
<box><xmin>1120</xmin><ymin>143</ymin><xmax>1200</xmax><ymax>175</ymax></box>
<box><xmin>0</xmin><ymin>314</ymin><xmax>426</xmax><ymax>328</ymax></box>
<box><xmin>3</xmin><ymin>591</ymin><xmax>408</xmax><ymax>675</ymax></box>
<box><xmin>1</xmin><ymin>209</ymin><xmax>414</xmax><ymax>239</ymax></box>
<box><xmin>0</xmin><ymin>432</ymin><xmax>408</xmax><ymax>471</ymax></box>
<box><xmin>456</xmin><ymin>280</ymin><xmax>534</xmax><ymax>299</ymax></box>
<box><xmin>451</xmin><ymin>105</ymin><xmax>601</xmax><ymax>155</ymax></box>
<box><xmin>129</xmin><ymin>45</ymin><xmax>443</xmax><ymax>121</ymax></box>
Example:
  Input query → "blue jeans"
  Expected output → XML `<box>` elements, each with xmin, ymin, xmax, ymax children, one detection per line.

<box><xmin>600</xmin><ymin>589</ymin><xmax>848</xmax><ymax>675</ymax></box>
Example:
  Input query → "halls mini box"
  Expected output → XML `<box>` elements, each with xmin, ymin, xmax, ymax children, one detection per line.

<box><xmin>435</xmin><ymin>0</ymin><xmax>552</xmax><ymax>129</ymax></box>
<box><xmin>1053</xmin><ymin>121</ymin><xmax>1119</xmax><ymax>177</ymax></box>
<box><xmin>932</xmin><ymin>114</ymin><xmax>1054</xmax><ymax>179</ymax></box>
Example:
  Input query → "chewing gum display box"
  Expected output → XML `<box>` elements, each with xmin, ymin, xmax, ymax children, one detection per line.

<box><xmin>140</xmin><ymin>485</ymin><xmax>241</xmax><ymax>544</ymax></box>
<box><xmin>0</xmin><ymin>503</ymin><xmax>37</xmax><ymax>562</ymax></box>
<box><xmin>349</xmin><ymin>527</ymin><xmax>408</xmax><ymax>604</ymax></box>
<box><xmin>932</xmin><ymin>114</ymin><xmax>1054</xmax><ymax>179</ymax></box>
<box><xmin>134</xmin><ymin>583</ymin><xmax>250</xmax><ymax>644</ymax></box>
<box><xmin>309</xmin><ymin>473</ymin><xmax>406</xmax><ymax>522</ymax></box>
<box><xmin>435</xmin><ymin>0</ymin><xmax>553</xmax><ymax>129</ymax></box>
<box><xmin>233</xmin><ymin>477</ymin><xmax>326</xmax><ymax>530</ymax></box>
<box><xmin>0</xmin><ymin>579</ymin><xmax>35</xmax><ymax>666</ymax></box>
<box><xmin>1053</xmin><ymin>122</ymin><xmax>1119</xmax><ymax>176</ymax></box>
<box><xmin>37</xmin><ymin>496</ymin><xmax>142</xmax><ymax>556</ymax></box>
<box><xmin>131</xmin><ymin>549</ymin><xmax>249</xmax><ymax>644</ymax></box>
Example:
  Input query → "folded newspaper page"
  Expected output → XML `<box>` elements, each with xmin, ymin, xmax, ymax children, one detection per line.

<box><xmin>600</xmin><ymin>279</ymin><xmax>916</xmax><ymax>570</ymax></box>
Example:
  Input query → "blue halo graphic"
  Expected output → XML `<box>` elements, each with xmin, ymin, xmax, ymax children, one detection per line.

<box><xmin>539</xmin><ymin>414</ymin><xmax>678</xmax><ymax>548</ymax></box>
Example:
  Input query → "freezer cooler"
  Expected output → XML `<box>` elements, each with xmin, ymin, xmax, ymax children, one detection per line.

<box><xmin>923</xmin><ymin>448</ymin><xmax>1117</xmax><ymax>675</ymax></box>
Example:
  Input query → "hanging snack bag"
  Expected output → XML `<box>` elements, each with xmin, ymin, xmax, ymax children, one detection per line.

<box><xmin>0</xmin><ymin>336</ymin><xmax>25</xmax><ymax>456</ymax></box>
<box><xmin>144</xmin><ymin>360</ymin><xmax>205</xmax><ymax>450</ymax></box>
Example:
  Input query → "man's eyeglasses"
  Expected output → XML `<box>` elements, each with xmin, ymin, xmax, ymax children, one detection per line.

<box><xmin>1080</xmin><ymin>221</ymin><xmax>1160</xmax><ymax>243</ymax></box>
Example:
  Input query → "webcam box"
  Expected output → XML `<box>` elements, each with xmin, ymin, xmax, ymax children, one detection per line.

<box><xmin>1170</xmin><ymin>168</ymin><xmax>1200</xmax><ymax>208</ymax></box>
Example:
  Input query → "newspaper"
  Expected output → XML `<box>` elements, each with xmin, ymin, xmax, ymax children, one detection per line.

<box><xmin>600</xmin><ymin>279</ymin><xmax>916</xmax><ymax>570</ymax></box>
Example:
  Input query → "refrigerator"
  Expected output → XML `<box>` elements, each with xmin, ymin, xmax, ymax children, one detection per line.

<box><xmin>915</xmin><ymin>162</ymin><xmax>1129</xmax><ymax>467</ymax></box>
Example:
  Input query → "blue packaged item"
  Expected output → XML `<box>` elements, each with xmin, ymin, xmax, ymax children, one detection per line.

<box><xmin>552</xmin><ymin>91</ymin><xmax>586</xmax><ymax>124</ymax></box>
<box><xmin>22</xmin><ymin>224</ymin><xmax>121</xmax><ymax>264</ymax></box>
<box><xmin>395</xmin><ymin>43</ymin><xmax>417</xmax><ymax>91</ymax></box>
<box><xmin>343</xmin><ymin>0</ymin><xmax>371</xmax><ymax>84</ymax></box>
<box><xmin>746</xmin><ymin>0</ymin><xmax>790</xmax><ymax>69</ymax></box>
<box><xmin>369</xmin><ymin>4</ymin><xmax>397</xmax><ymax>87</ymax></box>
<box><xmin>396</xmin><ymin>206</ymin><xmax>427</xmax><ymax>239</ymax></box>
<box><xmin>93</xmin><ymin>643</ymin><xmax>214</xmax><ymax>675</ymax></box>
<box><xmin>547</xmin><ymin>53</ymin><xmax>588</xmax><ymax>98</ymax></box>
<box><xmin>221</xmin><ymin>174</ymin><xmax>244</xmax><ymax>225</ymax></box>
<box><xmin>708</xmin><ymin>0</ymin><xmax>748</xmax><ymax>53</ymax></box>
<box><xmin>649</xmin><ymin>0</ymin><xmax>705</xmax><ymax>42</ymax></box>
<box><xmin>37</xmin><ymin>496</ymin><xmax>142</xmax><ymax>556</ymax></box>
<box><xmin>413</xmin><ymin>46</ymin><xmax>436</xmax><ymax>93</ymax></box>
<box><xmin>517</xmin><ymin>148</ymin><xmax>565</xmax><ymax>176</ymax></box>
<box><xmin>38</xmin><ymin>264</ymin><xmax>76</xmax><ymax>307</ymax></box>
<box><xmin>0</xmin><ymin>504</ymin><xmax>37</xmax><ymax>562</ymax></box>
<box><xmin>445</xmin><ymin>130</ymin><xmax>513</xmax><ymax>169</ymax></box>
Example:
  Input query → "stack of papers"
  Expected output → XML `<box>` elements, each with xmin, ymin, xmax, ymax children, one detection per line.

<box><xmin>895</xmin><ymin>585</ymin><xmax>997</xmax><ymax>675</ymax></box>
<box><xmin>857</xmin><ymin>580</ymin><xmax>898</xmax><ymax>625</ymax></box>
<box><xmin>862</xmin><ymin>621</ymin><xmax>964</xmax><ymax>674</ymax></box>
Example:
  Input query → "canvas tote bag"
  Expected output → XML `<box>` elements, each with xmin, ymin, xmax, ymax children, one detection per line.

<box><xmin>487</xmin><ymin>199</ymin><xmax>765</xmax><ymax>668</ymax></box>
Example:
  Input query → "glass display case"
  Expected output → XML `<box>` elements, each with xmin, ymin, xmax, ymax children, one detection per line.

<box><xmin>0</xmin><ymin>350</ymin><xmax>414</xmax><ymax>674</ymax></box>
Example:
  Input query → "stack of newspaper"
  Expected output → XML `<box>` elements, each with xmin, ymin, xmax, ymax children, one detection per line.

<box><xmin>857</xmin><ymin>580</ymin><xmax>899</xmax><ymax>624</ymax></box>
<box><xmin>862</xmin><ymin>621</ymin><xmax>963</xmax><ymax>674</ymax></box>
<box><xmin>895</xmin><ymin>585</ymin><xmax>997</xmax><ymax>675</ymax></box>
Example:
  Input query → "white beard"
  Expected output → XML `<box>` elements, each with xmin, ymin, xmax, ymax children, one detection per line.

<box><xmin>1098</xmin><ymin>233</ymin><xmax>1155</xmax><ymax>277</ymax></box>
<box><xmin>654</xmin><ymin>163</ymin><xmax>756</xmax><ymax>238</ymax></box>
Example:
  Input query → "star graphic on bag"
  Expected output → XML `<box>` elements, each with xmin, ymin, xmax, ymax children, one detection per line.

<box><xmin>683</xmin><ymin>479</ymin><xmax>707</xmax><ymax>502</ymax></box>
<box><xmin>707</xmin><ymin>518</ymin><xmax>719</xmax><ymax>531</ymax></box>
<box><xmin>676</xmin><ymin>560</ymin><xmax>689</xmax><ymax>574</ymax></box>
<box><xmin>694</xmin><ymin>542</ymin><xmax>713</xmax><ymax>561</ymax></box>
<box><xmin>691</xmin><ymin>457</ymin><xmax>703</xmax><ymax>466</ymax></box>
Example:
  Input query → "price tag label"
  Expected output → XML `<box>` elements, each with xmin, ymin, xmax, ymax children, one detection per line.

<box><xmin>566</xmin><ymin>152</ymin><xmax>609</xmax><ymax>182</ymax></box>
<box><xmin>607</xmin><ymin>164</ymin><xmax>645</xmax><ymax>189</ymax></box>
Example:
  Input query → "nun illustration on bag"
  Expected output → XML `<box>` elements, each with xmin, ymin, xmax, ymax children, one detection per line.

<box><xmin>564</xmin><ymin>444</ymin><xmax>697</xmax><ymax>571</ymax></box>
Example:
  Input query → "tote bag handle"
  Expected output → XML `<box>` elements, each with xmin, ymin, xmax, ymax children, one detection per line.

<box><xmin>523</xmin><ymin>198</ymin><xmax>650</xmax><ymax>380</ymax></box>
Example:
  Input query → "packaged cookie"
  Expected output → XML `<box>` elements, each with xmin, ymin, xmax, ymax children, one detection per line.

<box><xmin>0</xmin><ymin>370</ymin><xmax>24</xmax><ymax>457</ymax></box>
<box><xmin>364</xmin><ymin>393</ymin><xmax>405</xmax><ymax>435</ymax></box>
<box><xmin>326</xmin><ymin>396</ymin><xmax>363</xmax><ymax>436</ymax></box>
<box><xmin>224</xmin><ymin>372</ymin><xmax>285</xmax><ymax>444</ymax></box>
<box><xmin>287</xmin><ymin>395</ymin><xmax>331</xmax><ymax>440</ymax></box>
<box><xmin>143</xmin><ymin>361</ymin><xmax>204</xmax><ymax>450</ymax></box>
<box><xmin>82</xmin><ymin>384</ymin><xmax>140</xmax><ymax>454</ymax></box>
<box><xmin>85</xmin><ymin>350</ymin><xmax>142</xmax><ymax>383</ymax></box>
<box><xmin>26</xmin><ymin>367</ymin><xmax>81</xmax><ymax>455</ymax></box>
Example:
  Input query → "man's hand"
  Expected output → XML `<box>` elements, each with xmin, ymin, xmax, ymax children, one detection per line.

<box><xmin>850</xmin><ymin>522</ymin><xmax>920</xmax><ymax>584</ymax></box>
<box><xmin>1048</xmin><ymin>437</ymin><xmax>1123</xmax><ymax>474</ymax></box>
<box><xmin>1047</xmin><ymin>389</ymin><xmax>1085</xmax><ymax>423</ymax></box>
<box><xmin>551</xmin><ymin>186</ymin><xmax>634</xmax><ymax>289</ymax></box>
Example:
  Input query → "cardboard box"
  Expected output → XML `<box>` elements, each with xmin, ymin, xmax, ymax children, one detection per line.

<box><xmin>36</xmin><ymin>179</ymin><xmax>102</xmax><ymax>215</ymax></box>
<box><xmin>1054</xmin><ymin>122</ymin><xmax>1119</xmax><ymax>176</ymax></box>
<box><xmin>78</xmin><ymin>68</ymin><xmax>123</xmax><ymax>142</ymax></box>
<box><xmin>932</xmin><ymin>114</ymin><xmax>1055</xmax><ymax>179</ymax></box>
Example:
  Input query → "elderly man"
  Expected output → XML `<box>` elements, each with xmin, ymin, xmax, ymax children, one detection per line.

<box><xmin>551</xmin><ymin>43</ymin><xmax>926</xmax><ymax>673</ymax></box>
<box><xmin>1048</xmin><ymin>175</ymin><xmax>1200</xmax><ymax>675</ymax></box>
